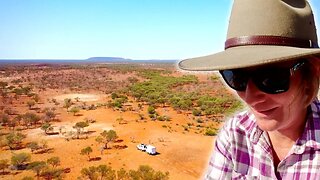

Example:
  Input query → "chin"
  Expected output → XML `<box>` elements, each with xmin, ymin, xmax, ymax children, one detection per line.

<box><xmin>255</xmin><ymin>116</ymin><xmax>281</xmax><ymax>132</ymax></box>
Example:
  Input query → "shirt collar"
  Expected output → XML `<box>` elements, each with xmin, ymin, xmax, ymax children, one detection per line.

<box><xmin>295</xmin><ymin>99</ymin><xmax>320</xmax><ymax>150</ymax></box>
<box><xmin>240</xmin><ymin>111</ymin><xmax>263</xmax><ymax>144</ymax></box>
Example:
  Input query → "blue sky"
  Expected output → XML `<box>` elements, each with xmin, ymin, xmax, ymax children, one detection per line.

<box><xmin>0</xmin><ymin>0</ymin><xmax>319</xmax><ymax>60</ymax></box>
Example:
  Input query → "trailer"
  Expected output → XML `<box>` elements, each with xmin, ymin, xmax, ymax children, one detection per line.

<box><xmin>145</xmin><ymin>145</ymin><xmax>156</xmax><ymax>155</ymax></box>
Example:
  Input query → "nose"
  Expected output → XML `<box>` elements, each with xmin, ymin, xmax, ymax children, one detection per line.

<box><xmin>237</xmin><ymin>79</ymin><xmax>266</xmax><ymax>106</ymax></box>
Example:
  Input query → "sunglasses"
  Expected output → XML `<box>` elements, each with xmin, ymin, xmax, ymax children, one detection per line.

<box><xmin>219</xmin><ymin>61</ymin><xmax>306</xmax><ymax>94</ymax></box>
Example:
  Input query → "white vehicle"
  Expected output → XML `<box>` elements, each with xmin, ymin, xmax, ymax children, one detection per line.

<box><xmin>145</xmin><ymin>145</ymin><xmax>156</xmax><ymax>155</ymax></box>
<box><xmin>136</xmin><ymin>143</ymin><xmax>147</xmax><ymax>151</ymax></box>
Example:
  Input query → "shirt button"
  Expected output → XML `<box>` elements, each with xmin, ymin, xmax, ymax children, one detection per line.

<box><xmin>294</xmin><ymin>146</ymin><xmax>304</xmax><ymax>154</ymax></box>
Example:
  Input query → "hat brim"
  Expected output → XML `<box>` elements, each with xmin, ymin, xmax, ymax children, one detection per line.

<box><xmin>178</xmin><ymin>46</ymin><xmax>320</xmax><ymax>71</ymax></box>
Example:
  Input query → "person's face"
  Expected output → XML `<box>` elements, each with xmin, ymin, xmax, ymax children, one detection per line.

<box><xmin>235</xmin><ymin>62</ymin><xmax>306</xmax><ymax>132</ymax></box>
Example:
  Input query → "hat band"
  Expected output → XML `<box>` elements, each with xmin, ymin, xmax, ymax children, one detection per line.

<box><xmin>225</xmin><ymin>35</ymin><xmax>319</xmax><ymax>50</ymax></box>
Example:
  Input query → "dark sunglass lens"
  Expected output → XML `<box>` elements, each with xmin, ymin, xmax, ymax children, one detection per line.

<box><xmin>254</xmin><ymin>69</ymin><xmax>290</xmax><ymax>94</ymax></box>
<box><xmin>220</xmin><ymin>70</ymin><xmax>248</xmax><ymax>91</ymax></box>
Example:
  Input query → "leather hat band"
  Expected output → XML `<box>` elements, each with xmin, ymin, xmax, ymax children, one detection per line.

<box><xmin>225</xmin><ymin>35</ymin><xmax>319</xmax><ymax>50</ymax></box>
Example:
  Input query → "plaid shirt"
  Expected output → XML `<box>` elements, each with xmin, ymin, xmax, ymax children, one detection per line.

<box><xmin>205</xmin><ymin>99</ymin><xmax>320</xmax><ymax>180</ymax></box>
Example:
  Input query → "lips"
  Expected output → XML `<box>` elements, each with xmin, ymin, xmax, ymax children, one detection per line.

<box><xmin>254</xmin><ymin>107</ymin><xmax>277</xmax><ymax>116</ymax></box>
<box><xmin>254</xmin><ymin>107</ymin><xmax>278</xmax><ymax>117</ymax></box>
<box><xmin>259</xmin><ymin>107</ymin><xmax>277</xmax><ymax>113</ymax></box>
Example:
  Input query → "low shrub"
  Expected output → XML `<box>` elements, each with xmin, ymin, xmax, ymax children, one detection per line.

<box><xmin>205</xmin><ymin>128</ymin><xmax>218</xmax><ymax>136</ymax></box>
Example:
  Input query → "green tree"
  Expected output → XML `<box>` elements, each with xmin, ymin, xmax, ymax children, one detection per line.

<box><xmin>100</xmin><ymin>130</ymin><xmax>118</xmax><ymax>149</ymax></box>
<box><xmin>21</xmin><ymin>176</ymin><xmax>34</xmax><ymax>180</ymax></box>
<box><xmin>21</xmin><ymin>86</ymin><xmax>32</xmax><ymax>95</ymax></box>
<box><xmin>7</xmin><ymin>118</ymin><xmax>17</xmax><ymax>130</ymax></box>
<box><xmin>13</xmin><ymin>114</ymin><xmax>23</xmax><ymax>126</ymax></box>
<box><xmin>27</xmin><ymin>100</ymin><xmax>36</xmax><ymax>110</ymax></box>
<box><xmin>0</xmin><ymin>81</ymin><xmax>8</xmax><ymax>89</ymax></box>
<box><xmin>40</xmin><ymin>140</ymin><xmax>48</xmax><ymax>150</ymax></box>
<box><xmin>26</xmin><ymin>141</ymin><xmax>40</xmax><ymax>153</ymax></box>
<box><xmin>40</xmin><ymin>166</ymin><xmax>64</xmax><ymax>180</ymax></box>
<box><xmin>33</xmin><ymin>94</ymin><xmax>40</xmax><ymax>103</ymax></box>
<box><xmin>138</xmin><ymin>113</ymin><xmax>145</xmax><ymax>120</ymax></box>
<box><xmin>73</xmin><ymin>121</ymin><xmax>89</xmax><ymax>139</ymax></box>
<box><xmin>205</xmin><ymin>128</ymin><xmax>218</xmax><ymax>136</ymax></box>
<box><xmin>4</xmin><ymin>107</ymin><xmax>17</xmax><ymax>115</ymax></box>
<box><xmin>127</xmin><ymin>77</ymin><xmax>139</xmax><ymax>84</ymax></box>
<box><xmin>0</xmin><ymin>159</ymin><xmax>9</xmax><ymax>173</ymax></box>
<box><xmin>69</xmin><ymin>106</ymin><xmax>80</xmax><ymax>116</ymax></box>
<box><xmin>137</xmin><ymin>165</ymin><xmax>155</xmax><ymax>180</ymax></box>
<box><xmin>116</xmin><ymin>117</ymin><xmax>125</xmax><ymax>125</ymax></box>
<box><xmin>11</xmin><ymin>152</ymin><xmax>31</xmax><ymax>170</ymax></box>
<box><xmin>75</xmin><ymin>97</ymin><xmax>80</xmax><ymax>102</ymax></box>
<box><xmin>27</xmin><ymin>161</ymin><xmax>47</xmax><ymax>179</ymax></box>
<box><xmin>44</xmin><ymin>109</ymin><xmax>56</xmax><ymax>123</ymax></box>
<box><xmin>47</xmin><ymin>157</ymin><xmax>60</xmax><ymax>168</ymax></box>
<box><xmin>117</xmin><ymin>168</ymin><xmax>129</xmax><ymax>180</ymax></box>
<box><xmin>63</xmin><ymin>98</ymin><xmax>72</xmax><ymax>110</ymax></box>
<box><xmin>23</xmin><ymin>112</ymin><xmax>40</xmax><ymax>128</ymax></box>
<box><xmin>81</xmin><ymin>146</ymin><xmax>93</xmax><ymax>161</ymax></box>
<box><xmin>0</xmin><ymin>113</ymin><xmax>9</xmax><ymax>126</ymax></box>
<box><xmin>128</xmin><ymin>169</ymin><xmax>140</xmax><ymax>180</ymax></box>
<box><xmin>97</xmin><ymin>165</ymin><xmax>115</xmax><ymax>180</ymax></box>
<box><xmin>5</xmin><ymin>132</ymin><xmax>26</xmax><ymax>150</ymax></box>
<box><xmin>95</xmin><ymin>136</ymin><xmax>104</xmax><ymax>144</ymax></box>
<box><xmin>192</xmin><ymin>108</ymin><xmax>202</xmax><ymax>116</ymax></box>
<box><xmin>0</xmin><ymin>135</ymin><xmax>5</xmax><ymax>148</ymax></box>
<box><xmin>147</xmin><ymin>106</ymin><xmax>156</xmax><ymax>114</ymax></box>
<box><xmin>111</xmin><ymin>92</ymin><xmax>118</xmax><ymax>100</ymax></box>
<box><xmin>80</xmin><ymin>166</ymin><xmax>98</xmax><ymax>180</ymax></box>
<box><xmin>0</xmin><ymin>89</ymin><xmax>8</xmax><ymax>104</ymax></box>
<box><xmin>127</xmin><ymin>165</ymin><xmax>170</xmax><ymax>180</ymax></box>
<box><xmin>80</xmin><ymin>165</ymin><xmax>116</xmax><ymax>180</ymax></box>
<box><xmin>41</xmin><ymin>123</ymin><xmax>53</xmax><ymax>135</ymax></box>
<box><xmin>153</xmin><ymin>171</ymin><xmax>170</xmax><ymax>180</ymax></box>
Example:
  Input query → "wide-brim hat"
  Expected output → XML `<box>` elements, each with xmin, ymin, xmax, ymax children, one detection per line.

<box><xmin>178</xmin><ymin>0</ymin><xmax>320</xmax><ymax>71</ymax></box>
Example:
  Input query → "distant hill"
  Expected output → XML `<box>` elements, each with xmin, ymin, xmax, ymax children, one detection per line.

<box><xmin>0</xmin><ymin>57</ymin><xmax>178</xmax><ymax>65</ymax></box>
<box><xmin>86</xmin><ymin>57</ymin><xmax>132</xmax><ymax>62</ymax></box>
<box><xmin>85</xmin><ymin>57</ymin><xmax>177</xmax><ymax>63</ymax></box>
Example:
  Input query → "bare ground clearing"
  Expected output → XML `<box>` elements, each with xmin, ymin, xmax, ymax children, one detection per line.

<box><xmin>54</xmin><ymin>93</ymin><xmax>102</xmax><ymax>102</ymax></box>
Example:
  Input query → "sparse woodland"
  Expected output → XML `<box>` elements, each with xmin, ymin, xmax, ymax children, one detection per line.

<box><xmin>0</xmin><ymin>63</ymin><xmax>242</xmax><ymax>179</ymax></box>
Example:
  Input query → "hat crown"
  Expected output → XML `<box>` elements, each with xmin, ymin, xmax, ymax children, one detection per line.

<box><xmin>227</xmin><ymin>0</ymin><xmax>318</xmax><ymax>43</ymax></box>
<box><xmin>177</xmin><ymin>0</ymin><xmax>320</xmax><ymax>71</ymax></box>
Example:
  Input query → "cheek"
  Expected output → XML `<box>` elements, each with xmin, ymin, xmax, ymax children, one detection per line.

<box><xmin>236</xmin><ymin>91</ymin><xmax>245</xmax><ymax>99</ymax></box>
<box><xmin>287</xmin><ymin>75</ymin><xmax>305</xmax><ymax>104</ymax></box>
<box><xmin>237</xmin><ymin>90</ymin><xmax>288</xmax><ymax>108</ymax></box>
<box><xmin>236</xmin><ymin>91</ymin><xmax>250</xmax><ymax>105</ymax></box>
